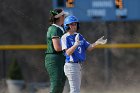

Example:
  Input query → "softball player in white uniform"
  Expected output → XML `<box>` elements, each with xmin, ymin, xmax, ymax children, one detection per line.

<box><xmin>61</xmin><ymin>15</ymin><xmax>107</xmax><ymax>93</ymax></box>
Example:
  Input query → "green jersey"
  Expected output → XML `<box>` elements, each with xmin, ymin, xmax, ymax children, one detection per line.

<box><xmin>45</xmin><ymin>24</ymin><xmax>66</xmax><ymax>93</ymax></box>
<box><xmin>46</xmin><ymin>24</ymin><xmax>64</xmax><ymax>54</ymax></box>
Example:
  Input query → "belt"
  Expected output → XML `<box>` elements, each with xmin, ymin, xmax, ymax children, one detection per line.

<box><xmin>68</xmin><ymin>61</ymin><xmax>81</xmax><ymax>63</ymax></box>
<box><xmin>46</xmin><ymin>51</ymin><xmax>63</xmax><ymax>54</ymax></box>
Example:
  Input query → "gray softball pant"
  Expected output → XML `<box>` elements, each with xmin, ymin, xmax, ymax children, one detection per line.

<box><xmin>64</xmin><ymin>63</ymin><xmax>82</xmax><ymax>93</ymax></box>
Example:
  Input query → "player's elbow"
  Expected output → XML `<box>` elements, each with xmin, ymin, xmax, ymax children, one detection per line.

<box><xmin>54</xmin><ymin>48</ymin><xmax>62</xmax><ymax>52</ymax></box>
<box><xmin>66</xmin><ymin>52</ymin><xmax>71</xmax><ymax>56</ymax></box>
<box><xmin>54</xmin><ymin>46</ymin><xmax>62</xmax><ymax>52</ymax></box>
<box><xmin>66</xmin><ymin>51</ymin><xmax>72</xmax><ymax>56</ymax></box>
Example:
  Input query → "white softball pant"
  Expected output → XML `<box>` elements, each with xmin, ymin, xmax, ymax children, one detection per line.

<box><xmin>64</xmin><ymin>63</ymin><xmax>82</xmax><ymax>93</ymax></box>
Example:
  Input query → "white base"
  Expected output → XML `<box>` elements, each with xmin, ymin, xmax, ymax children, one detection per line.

<box><xmin>6</xmin><ymin>80</ymin><xmax>25</xmax><ymax>93</ymax></box>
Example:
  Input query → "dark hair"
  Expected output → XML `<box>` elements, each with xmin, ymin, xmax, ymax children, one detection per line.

<box><xmin>49</xmin><ymin>8</ymin><xmax>63</xmax><ymax>25</ymax></box>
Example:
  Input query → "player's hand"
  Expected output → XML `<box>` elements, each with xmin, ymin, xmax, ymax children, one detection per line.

<box><xmin>74</xmin><ymin>33</ymin><xmax>80</xmax><ymax>46</ymax></box>
<box><xmin>95</xmin><ymin>36</ymin><xmax>107</xmax><ymax>45</ymax></box>
<box><xmin>75</xmin><ymin>33</ymin><xmax>79</xmax><ymax>42</ymax></box>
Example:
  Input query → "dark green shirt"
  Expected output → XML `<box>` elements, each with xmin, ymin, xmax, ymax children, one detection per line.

<box><xmin>46</xmin><ymin>25</ymin><xmax>64</xmax><ymax>54</ymax></box>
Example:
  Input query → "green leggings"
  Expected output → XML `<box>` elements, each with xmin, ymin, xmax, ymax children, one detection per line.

<box><xmin>45</xmin><ymin>54</ymin><xmax>66</xmax><ymax>93</ymax></box>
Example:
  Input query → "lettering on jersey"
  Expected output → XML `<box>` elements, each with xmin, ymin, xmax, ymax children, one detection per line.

<box><xmin>79</xmin><ymin>41</ymin><xmax>84</xmax><ymax>45</ymax></box>
<box><xmin>72</xmin><ymin>40</ymin><xmax>84</xmax><ymax>45</ymax></box>
<box><xmin>71</xmin><ymin>42</ymin><xmax>74</xmax><ymax>45</ymax></box>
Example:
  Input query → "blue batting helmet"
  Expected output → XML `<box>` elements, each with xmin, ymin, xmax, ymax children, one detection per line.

<box><xmin>64</xmin><ymin>15</ymin><xmax>79</xmax><ymax>31</ymax></box>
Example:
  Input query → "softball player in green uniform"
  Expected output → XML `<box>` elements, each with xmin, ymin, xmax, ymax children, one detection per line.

<box><xmin>45</xmin><ymin>8</ymin><xmax>68</xmax><ymax>93</ymax></box>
